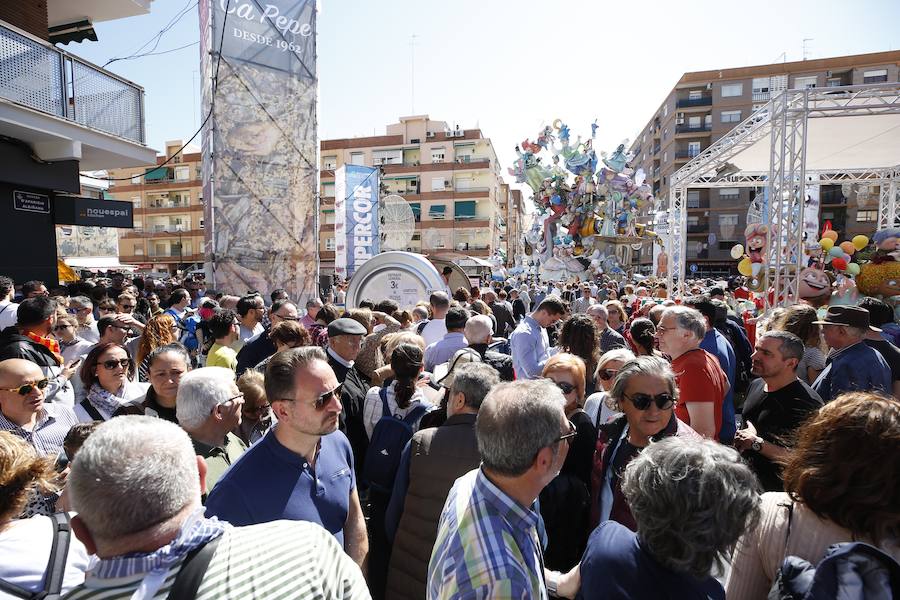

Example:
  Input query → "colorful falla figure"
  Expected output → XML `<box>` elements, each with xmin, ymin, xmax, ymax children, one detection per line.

<box><xmin>872</xmin><ymin>228</ymin><xmax>900</xmax><ymax>263</ymax></box>
<box><xmin>744</xmin><ymin>223</ymin><xmax>769</xmax><ymax>264</ymax></box>
<box><xmin>798</xmin><ymin>264</ymin><xmax>833</xmax><ymax>307</ymax></box>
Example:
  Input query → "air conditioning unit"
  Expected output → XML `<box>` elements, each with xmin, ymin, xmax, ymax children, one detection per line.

<box><xmin>826</xmin><ymin>70</ymin><xmax>832</xmax><ymax>77</ymax></box>
<box><xmin>706</xmin><ymin>83</ymin><xmax>712</xmax><ymax>90</ymax></box>
<box><xmin>426</xmin><ymin>131</ymin><xmax>435</xmax><ymax>138</ymax></box>
<box><xmin>410</xmin><ymin>138</ymin><xmax>420</xmax><ymax>143</ymax></box>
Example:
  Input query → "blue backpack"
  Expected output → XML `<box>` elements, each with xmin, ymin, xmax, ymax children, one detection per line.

<box><xmin>363</xmin><ymin>386</ymin><xmax>428</xmax><ymax>494</ymax></box>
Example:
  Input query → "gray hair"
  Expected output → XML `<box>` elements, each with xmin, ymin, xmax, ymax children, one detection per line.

<box><xmin>476</xmin><ymin>379</ymin><xmax>566</xmax><ymax>477</ymax></box>
<box><xmin>662</xmin><ymin>306</ymin><xmax>707</xmax><ymax>340</ymax></box>
<box><xmin>450</xmin><ymin>362</ymin><xmax>501</xmax><ymax>411</ymax></box>
<box><xmin>412</xmin><ymin>306</ymin><xmax>429</xmax><ymax>321</ymax></box>
<box><xmin>264</xmin><ymin>346</ymin><xmax>327</xmax><ymax>403</ymax></box>
<box><xmin>595</xmin><ymin>347</ymin><xmax>636</xmax><ymax>379</ymax></box>
<box><xmin>306</xmin><ymin>297</ymin><xmax>324</xmax><ymax>309</ymax></box>
<box><xmin>69</xmin><ymin>295</ymin><xmax>92</xmax><ymax>309</ymax></box>
<box><xmin>607</xmin><ymin>356</ymin><xmax>677</xmax><ymax>412</ymax></box>
<box><xmin>621</xmin><ymin>437</ymin><xmax>761</xmax><ymax>580</ymax></box>
<box><xmin>587</xmin><ymin>304</ymin><xmax>608</xmax><ymax>320</ymax></box>
<box><xmin>464</xmin><ymin>314</ymin><xmax>494</xmax><ymax>345</ymax></box>
<box><xmin>68</xmin><ymin>416</ymin><xmax>199</xmax><ymax>540</ymax></box>
<box><xmin>175</xmin><ymin>367</ymin><xmax>237</xmax><ymax>430</ymax></box>
<box><xmin>759</xmin><ymin>330</ymin><xmax>804</xmax><ymax>362</ymax></box>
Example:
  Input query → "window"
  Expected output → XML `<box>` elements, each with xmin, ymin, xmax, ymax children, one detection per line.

<box><xmin>688</xmin><ymin>90</ymin><xmax>702</xmax><ymax>100</ymax></box>
<box><xmin>134</xmin><ymin>247</ymin><xmax>144</xmax><ymax>256</ymax></box>
<box><xmin>455</xmin><ymin>200</ymin><xmax>477</xmax><ymax>220</ymax></box>
<box><xmin>719</xmin><ymin>214</ymin><xmax>739</xmax><ymax>226</ymax></box>
<box><xmin>688</xmin><ymin>142</ymin><xmax>701</xmax><ymax>157</ymax></box>
<box><xmin>822</xmin><ymin>211</ymin><xmax>835</xmax><ymax>220</ymax></box>
<box><xmin>687</xmin><ymin>190</ymin><xmax>701</xmax><ymax>208</ymax></box>
<box><xmin>863</xmin><ymin>69</ymin><xmax>888</xmax><ymax>83</ymax></box>
<box><xmin>431</xmin><ymin>148</ymin><xmax>445</xmax><ymax>163</ymax></box>
<box><xmin>794</xmin><ymin>76</ymin><xmax>817</xmax><ymax>89</ymax></box>
<box><xmin>325</xmin><ymin>237</ymin><xmax>336</xmax><ymax>251</ymax></box>
<box><xmin>827</xmin><ymin>78</ymin><xmax>843</xmax><ymax>87</ymax></box>
<box><xmin>857</xmin><ymin>209</ymin><xmax>878</xmax><ymax>222</ymax></box>
<box><xmin>663</xmin><ymin>152</ymin><xmax>667</xmax><ymax>162</ymax></box>
<box><xmin>431</xmin><ymin>177</ymin><xmax>446</xmax><ymax>192</ymax></box>
<box><xmin>688</xmin><ymin>115</ymin><xmax>701</xmax><ymax>128</ymax></box>
<box><xmin>721</xmin><ymin>110</ymin><xmax>741</xmax><ymax>123</ymax></box>
<box><xmin>323</xmin><ymin>211</ymin><xmax>336</xmax><ymax>225</ymax></box>
<box><xmin>409</xmin><ymin>202</ymin><xmax>421</xmax><ymax>222</ymax></box>
<box><xmin>429</xmin><ymin>204</ymin><xmax>446</xmax><ymax>220</ymax></box>
<box><xmin>663</xmin><ymin>103</ymin><xmax>668</xmax><ymax>117</ymax></box>
<box><xmin>350</xmin><ymin>152</ymin><xmax>365</xmax><ymax>165</ymax></box>
<box><xmin>752</xmin><ymin>77</ymin><xmax>770</xmax><ymax>94</ymax></box>
<box><xmin>687</xmin><ymin>215</ymin><xmax>699</xmax><ymax>227</ymax></box>
<box><xmin>134</xmin><ymin>219</ymin><xmax>142</xmax><ymax>229</ymax></box>
<box><xmin>132</xmin><ymin>196</ymin><xmax>141</xmax><ymax>208</ymax></box>
<box><xmin>322</xmin><ymin>156</ymin><xmax>337</xmax><ymax>169</ymax></box>
<box><xmin>322</xmin><ymin>182</ymin><xmax>335</xmax><ymax>197</ymax></box>
<box><xmin>718</xmin><ymin>240</ymin><xmax>740</xmax><ymax>251</ymax></box>
<box><xmin>131</xmin><ymin>174</ymin><xmax>142</xmax><ymax>185</ymax></box>
<box><xmin>721</xmin><ymin>83</ymin><xmax>743</xmax><ymax>97</ymax></box>
<box><xmin>175</xmin><ymin>166</ymin><xmax>190</xmax><ymax>181</ymax></box>
<box><xmin>719</xmin><ymin>188</ymin><xmax>740</xmax><ymax>201</ymax></box>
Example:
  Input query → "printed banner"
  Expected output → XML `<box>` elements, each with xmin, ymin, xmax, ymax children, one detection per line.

<box><xmin>803</xmin><ymin>174</ymin><xmax>820</xmax><ymax>247</ymax></box>
<box><xmin>334</xmin><ymin>165</ymin><xmax>380</xmax><ymax>279</ymax></box>
<box><xmin>54</xmin><ymin>196</ymin><xmax>133</xmax><ymax>228</ymax></box>
<box><xmin>200</xmin><ymin>0</ymin><xmax>318</xmax><ymax>301</ymax></box>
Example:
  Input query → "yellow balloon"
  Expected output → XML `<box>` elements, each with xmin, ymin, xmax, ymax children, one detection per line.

<box><xmin>819</xmin><ymin>238</ymin><xmax>834</xmax><ymax>251</ymax></box>
<box><xmin>738</xmin><ymin>258</ymin><xmax>753</xmax><ymax>276</ymax></box>
<box><xmin>823</xmin><ymin>230</ymin><xmax>839</xmax><ymax>242</ymax></box>
<box><xmin>852</xmin><ymin>235</ymin><xmax>869</xmax><ymax>250</ymax></box>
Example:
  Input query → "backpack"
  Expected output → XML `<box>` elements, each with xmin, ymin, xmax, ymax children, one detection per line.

<box><xmin>363</xmin><ymin>386</ymin><xmax>428</xmax><ymax>494</ymax></box>
<box><xmin>0</xmin><ymin>512</ymin><xmax>71</xmax><ymax>600</ymax></box>
<box><xmin>416</xmin><ymin>319</ymin><xmax>429</xmax><ymax>335</ymax></box>
<box><xmin>181</xmin><ymin>315</ymin><xmax>200</xmax><ymax>352</ymax></box>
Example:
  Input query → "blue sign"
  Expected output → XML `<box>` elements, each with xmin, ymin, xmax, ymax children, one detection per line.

<box><xmin>690</xmin><ymin>263</ymin><xmax>698</xmax><ymax>273</ymax></box>
<box><xmin>334</xmin><ymin>164</ymin><xmax>380</xmax><ymax>278</ymax></box>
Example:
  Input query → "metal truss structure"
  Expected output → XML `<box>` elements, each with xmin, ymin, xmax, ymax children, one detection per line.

<box><xmin>666</xmin><ymin>83</ymin><xmax>900</xmax><ymax>305</ymax></box>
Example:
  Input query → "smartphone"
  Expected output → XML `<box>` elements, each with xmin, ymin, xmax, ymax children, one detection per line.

<box><xmin>68</xmin><ymin>358</ymin><xmax>82</xmax><ymax>368</ymax></box>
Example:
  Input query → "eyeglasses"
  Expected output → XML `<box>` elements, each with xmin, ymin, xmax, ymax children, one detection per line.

<box><xmin>597</xmin><ymin>368</ymin><xmax>619</xmax><ymax>381</ymax></box>
<box><xmin>53</xmin><ymin>325</ymin><xmax>71</xmax><ymax>331</ymax></box>
<box><xmin>625</xmin><ymin>392</ymin><xmax>675</xmax><ymax>411</ymax></box>
<box><xmin>101</xmin><ymin>358</ymin><xmax>132</xmax><ymax>370</ymax></box>
<box><xmin>225</xmin><ymin>393</ymin><xmax>245</xmax><ymax>404</ymax></box>
<box><xmin>1</xmin><ymin>378</ymin><xmax>49</xmax><ymax>395</ymax></box>
<box><xmin>556</xmin><ymin>420</ymin><xmax>577</xmax><ymax>445</ymax></box>
<box><xmin>274</xmin><ymin>314</ymin><xmax>299</xmax><ymax>321</ymax></box>
<box><xmin>120</xmin><ymin>305</ymin><xmax>135</xmax><ymax>311</ymax></box>
<box><xmin>655</xmin><ymin>324</ymin><xmax>675</xmax><ymax>335</ymax></box>
<box><xmin>548</xmin><ymin>379</ymin><xmax>577</xmax><ymax>395</ymax></box>
<box><xmin>279</xmin><ymin>384</ymin><xmax>342</xmax><ymax>410</ymax></box>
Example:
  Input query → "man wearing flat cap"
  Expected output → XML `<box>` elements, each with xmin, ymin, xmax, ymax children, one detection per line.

<box><xmin>326</xmin><ymin>317</ymin><xmax>371</xmax><ymax>480</ymax></box>
<box><xmin>811</xmin><ymin>305</ymin><xmax>891</xmax><ymax>402</ymax></box>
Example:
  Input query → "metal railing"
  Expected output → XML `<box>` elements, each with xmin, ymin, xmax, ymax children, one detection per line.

<box><xmin>752</xmin><ymin>91</ymin><xmax>771</xmax><ymax>102</ymax></box>
<box><xmin>675</xmin><ymin>123</ymin><xmax>712</xmax><ymax>133</ymax></box>
<box><xmin>0</xmin><ymin>21</ymin><xmax>145</xmax><ymax>144</ymax></box>
<box><xmin>675</xmin><ymin>150</ymin><xmax>701</xmax><ymax>159</ymax></box>
<box><xmin>676</xmin><ymin>96</ymin><xmax>712</xmax><ymax>108</ymax></box>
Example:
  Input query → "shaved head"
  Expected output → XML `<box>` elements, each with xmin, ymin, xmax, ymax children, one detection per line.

<box><xmin>0</xmin><ymin>359</ymin><xmax>44</xmax><ymax>387</ymax></box>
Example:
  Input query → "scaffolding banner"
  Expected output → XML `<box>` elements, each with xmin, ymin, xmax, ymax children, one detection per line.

<box><xmin>334</xmin><ymin>165</ymin><xmax>380</xmax><ymax>279</ymax></box>
<box><xmin>200</xmin><ymin>0</ymin><xmax>318</xmax><ymax>301</ymax></box>
<box><xmin>803</xmin><ymin>174</ymin><xmax>821</xmax><ymax>247</ymax></box>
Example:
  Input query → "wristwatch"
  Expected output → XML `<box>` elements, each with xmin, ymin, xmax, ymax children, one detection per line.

<box><xmin>751</xmin><ymin>437</ymin><xmax>764</xmax><ymax>452</ymax></box>
<box><xmin>546</xmin><ymin>570</ymin><xmax>560</xmax><ymax>597</ymax></box>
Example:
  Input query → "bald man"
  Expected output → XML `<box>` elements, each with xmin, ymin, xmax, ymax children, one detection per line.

<box><xmin>0</xmin><ymin>359</ymin><xmax>79</xmax><ymax>457</ymax></box>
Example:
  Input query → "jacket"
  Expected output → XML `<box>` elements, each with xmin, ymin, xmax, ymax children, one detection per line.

<box><xmin>812</xmin><ymin>341</ymin><xmax>891</xmax><ymax>402</ymax></box>
<box><xmin>489</xmin><ymin>301</ymin><xmax>516</xmax><ymax>337</ymax></box>
<box><xmin>0</xmin><ymin>326</ymin><xmax>73</xmax><ymax>405</ymax></box>
<box><xmin>328</xmin><ymin>351</ymin><xmax>371</xmax><ymax>482</ymax></box>
<box><xmin>468</xmin><ymin>343</ymin><xmax>515</xmax><ymax>381</ymax></box>
<box><xmin>385</xmin><ymin>413</ymin><xmax>481</xmax><ymax>600</ymax></box>
<box><xmin>235</xmin><ymin>329</ymin><xmax>275</xmax><ymax>376</ymax></box>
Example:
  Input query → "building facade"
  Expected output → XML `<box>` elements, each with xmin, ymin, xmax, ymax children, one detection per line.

<box><xmin>630</xmin><ymin>50</ymin><xmax>900</xmax><ymax>277</ymax></box>
<box><xmin>106</xmin><ymin>141</ymin><xmax>204</xmax><ymax>273</ymax></box>
<box><xmin>319</xmin><ymin>115</ymin><xmax>516</xmax><ymax>275</ymax></box>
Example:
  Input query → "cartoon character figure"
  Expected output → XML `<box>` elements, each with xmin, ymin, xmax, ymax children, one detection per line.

<box><xmin>744</xmin><ymin>224</ymin><xmax>770</xmax><ymax>264</ymax></box>
<box><xmin>872</xmin><ymin>228</ymin><xmax>900</xmax><ymax>262</ymax></box>
<box><xmin>798</xmin><ymin>265</ymin><xmax>833</xmax><ymax>307</ymax></box>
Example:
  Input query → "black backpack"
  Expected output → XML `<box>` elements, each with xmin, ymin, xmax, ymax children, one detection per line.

<box><xmin>0</xmin><ymin>512</ymin><xmax>71</xmax><ymax>600</ymax></box>
<box><xmin>415</xmin><ymin>319</ymin><xmax>429</xmax><ymax>335</ymax></box>
<box><xmin>363</xmin><ymin>386</ymin><xmax>428</xmax><ymax>494</ymax></box>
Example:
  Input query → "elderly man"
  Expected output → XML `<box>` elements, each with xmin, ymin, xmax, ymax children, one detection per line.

<box><xmin>735</xmin><ymin>331</ymin><xmax>822</xmax><ymax>492</ymax></box>
<box><xmin>586</xmin><ymin>303</ymin><xmax>627</xmax><ymax>354</ymax></box>
<box><xmin>424</xmin><ymin>306</ymin><xmax>469</xmax><ymax>372</ymax></box>
<box><xmin>570</xmin><ymin>285</ymin><xmax>595</xmax><ymax>315</ymax></box>
<box><xmin>419</xmin><ymin>291</ymin><xmax>451</xmax><ymax>346</ymax></box>
<box><xmin>386</xmin><ymin>362</ymin><xmax>501</xmax><ymax>600</ymax></box>
<box><xmin>235</xmin><ymin>299</ymin><xmax>299</xmax><ymax>375</ymax></box>
<box><xmin>656</xmin><ymin>306</ymin><xmax>727</xmax><ymax>439</ymax></box>
<box><xmin>176</xmin><ymin>367</ymin><xmax>247</xmax><ymax>495</ymax></box>
<box><xmin>68</xmin><ymin>296</ymin><xmax>99</xmax><ymax>343</ymax></box>
<box><xmin>812</xmin><ymin>305</ymin><xmax>891</xmax><ymax>402</ymax></box>
<box><xmin>0</xmin><ymin>358</ymin><xmax>78</xmax><ymax>457</ymax></box>
<box><xmin>510</xmin><ymin>297</ymin><xmax>566</xmax><ymax>380</ymax></box>
<box><xmin>301</xmin><ymin>297</ymin><xmax>324</xmax><ymax>329</ymax></box>
<box><xmin>464</xmin><ymin>314</ymin><xmax>514</xmax><ymax>381</ymax></box>
<box><xmin>0</xmin><ymin>297</ymin><xmax>76</xmax><ymax>406</ymax></box>
<box><xmin>327</xmin><ymin>317</ymin><xmax>371</xmax><ymax>476</ymax></box>
<box><xmin>205</xmin><ymin>347</ymin><xmax>369</xmax><ymax>569</ymax></box>
<box><xmin>64</xmin><ymin>416</ymin><xmax>369</xmax><ymax>599</ymax></box>
<box><xmin>427</xmin><ymin>378</ymin><xmax>575</xmax><ymax>599</ymax></box>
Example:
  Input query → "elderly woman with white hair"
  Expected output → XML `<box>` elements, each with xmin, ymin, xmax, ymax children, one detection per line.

<box><xmin>463</xmin><ymin>314</ymin><xmax>514</xmax><ymax>381</ymax></box>
<box><xmin>583</xmin><ymin>348</ymin><xmax>635</xmax><ymax>427</ymax></box>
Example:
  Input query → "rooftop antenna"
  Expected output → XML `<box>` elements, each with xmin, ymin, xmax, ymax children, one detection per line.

<box><xmin>802</xmin><ymin>38</ymin><xmax>813</xmax><ymax>60</ymax></box>
<box><xmin>410</xmin><ymin>34</ymin><xmax>417</xmax><ymax>114</ymax></box>
<box><xmin>774</xmin><ymin>51</ymin><xmax>786</xmax><ymax>64</ymax></box>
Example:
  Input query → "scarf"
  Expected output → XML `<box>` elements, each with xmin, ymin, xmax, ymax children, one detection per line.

<box><xmin>87</xmin><ymin>383</ymin><xmax>130</xmax><ymax>416</ymax></box>
<box><xmin>24</xmin><ymin>331</ymin><xmax>63</xmax><ymax>365</ymax></box>
<box><xmin>92</xmin><ymin>508</ymin><xmax>228</xmax><ymax>600</ymax></box>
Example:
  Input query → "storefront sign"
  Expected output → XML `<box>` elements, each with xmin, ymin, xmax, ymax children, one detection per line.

<box><xmin>13</xmin><ymin>190</ymin><xmax>50</xmax><ymax>214</ymax></box>
<box><xmin>54</xmin><ymin>196</ymin><xmax>133</xmax><ymax>228</ymax></box>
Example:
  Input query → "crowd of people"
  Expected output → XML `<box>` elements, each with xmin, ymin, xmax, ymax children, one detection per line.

<box><xmin>0</xmin><ymin>271</ymin><xmax>897</xmax><ymax>599</ymax></box>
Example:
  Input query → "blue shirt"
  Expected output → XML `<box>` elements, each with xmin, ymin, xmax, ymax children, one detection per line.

<box><xmin>204</xmin><ymin>428</ymin><xmax>356</xmax><ymax>546</ymax></box>
<box><xmin>812</xmin><ymin>341</ymin><xmax>892</xmax><ymax>403</ymax></box>
<box><xmin>579</xmin><ymin>521</ymin><xmax>724</xmax><ymax>600</ymax></box>
<box><xmin>700</xmin><ymin>329</ymin><xmax>736</xmax><ymax>443</ymax></box>
<box><xmin>424</xmin><ymin>332</ymin><xmax>468</xmax><ymax>372</ymax></box>
<box><xmin>428</xmin><ymin>468</ymin><xmax>547</xmax><ymax>600</ymax></box>
<box><xmin>510</xmin><ymin>315</ymin><xmax>550</xmax><ymax>380</ymax></box>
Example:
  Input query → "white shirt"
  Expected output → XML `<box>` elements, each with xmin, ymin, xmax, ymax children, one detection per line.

<box><xmin>0</xmin><ymin>514</ymin><xmax>92</xmax><ymax>599</ymax></box>
<box><xmin>238</xmin><ymin>322</ymin><xmax>264</xmax><ymax>344</ymax></box>
<box><xmin>74</xmin><ymin>381</ymin><xmax>150</xmax><ymax>422</ymax></box>
<box><xmin>584</xmin><ymin>391</ymin><xmax>622</xmax><ymax>427</ymax></box>
<box><xmin>363</xmin><ymin>382</ymin><xmax>431</xmax><ymax>440</ymax></box>
<box><xmin>76</xmin><ymin>321</ymin><xmax>100</xmax><ymax>344</ymax></box>
<box><xmin>420</xmin><ymin>318</ymin><xmax>447</xmax><ymax>347</ymax></box>
<box><xmin>0</xmin><ymin>300</ymin><xmax>18</xmax><ymax>331</ymax></box>
<box><xmin>60</xmin><ymin>339</ymin><xmax>93</xmax><ymax>364</ymax></box>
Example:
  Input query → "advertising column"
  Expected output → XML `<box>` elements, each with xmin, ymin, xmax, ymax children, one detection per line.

<box><xmin>200</xmin><ymin>0</ymin><xmax>318</xmax><ymax>301</ymax></box>
<box><xmin>334</xmin><ymin>164</ymin><xmax>380</xmax><ymax>280</ymax></box>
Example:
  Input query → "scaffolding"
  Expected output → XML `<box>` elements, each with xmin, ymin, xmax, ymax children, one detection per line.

<box><xmin>666</xmin><ymin>82</ymin><xmax>900</xmax><ymax>306</ymax></box>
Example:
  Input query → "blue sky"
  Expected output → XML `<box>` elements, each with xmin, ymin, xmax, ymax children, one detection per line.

<box><xmin>71</xmin><ymin>0</ymin><xmax>900</xmax><ymax>182</ymax></box>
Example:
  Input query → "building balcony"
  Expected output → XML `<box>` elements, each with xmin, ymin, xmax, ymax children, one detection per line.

<box><xmin>675</xmin><ymin>124</ymin><xmax>712</xmax><ymax>134</ymax></box>
<box><xmin>0</xmin><ymin>20</ymin><xmax>154</xmax><ymax>169</ymax></box>
<box><xmin>675</xmin><ymin>150</ymin><xmax>701</xmax><ymax>160</ymax></box>
<box><xmin>121</xmin><ymin>228</ymin><xmax>203</xmax><ymax>239</ymax></box>
<box><xmin>752</xmin><ymin>91</ymin><xmax>771</xmax><ymax>102</ymax></box>
<box><xmin>676</xmin><ymin>96</ymin><xmax>713</xmax><ymax>108</ymax></box>
<box><xmin>121</xmin><ymin>252</ymin><xmax>204</xmax><ymax>263</ymax></box>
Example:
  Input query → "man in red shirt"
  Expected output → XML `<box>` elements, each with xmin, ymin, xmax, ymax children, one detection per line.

<box><xmin>655</xmin><ymin>306</ymin><xmax>727</xmax><ymax>439</ymax></box>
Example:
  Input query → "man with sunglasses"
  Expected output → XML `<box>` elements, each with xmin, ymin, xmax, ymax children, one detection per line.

<box><xmin>235</xmin><ymin>293</ymin><xmax>266</xmax><ymax>347</ymax></box>
<box><xmin>68</xmin><ymin>296</ymin><xmax>99</xmax><ymax>344</ymax></box>
<box><xmin>205</xmin><ymin>347</ymin><xmax>368</xmax><ymax>571</ymax></box>
<box><xmin>235</xmin><ymin>300</ymin><xmax>299</xmax><ymax>376</ymax></box>
<box><xmin>0</xmin><ymin>358</ymin><xmax>78</xmax><ymax>457</ymax></box>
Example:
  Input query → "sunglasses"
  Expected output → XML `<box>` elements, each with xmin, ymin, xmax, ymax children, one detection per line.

<box><xmin>276</xmin><ymin>383</ymin><xmax>342</xmax><ymax>410</ymax></box>
<box><xmin>101</xmin><ymin>358</ymin><xmax>132</xmax><ymax>370</ymax></box>
<box><xmin>625</xmin><ymin>393</ymin><xmax>675</xmax><ymax>411</ymax></box>
<box><xmin>1</xmin><ymin>378</ymin><xmax>50</xmax><ymax>396</ymax></box>
<box><xmin>549</xmin><ymin>379</ymin><xmax>577</xmax><ymax>395</ymax></box>
<box><xmin>556</xmin><ymin>420</ymin><xmax>577</xmax><ymax>445</ymax></box>
<box><xmin>597</xmin><ymin>368</ymin><xmax>619</xmax><ymax>381</ymax></box>
<box><xmin>120</xmin><ymin>305</ymin><xmax>135</xmax><ymax>311</ymax></box>
<box><xmin>275</xmin><ymin>315</ymin><xmax>299</xmax><ymax>321</ymax></box>
<box><xmin>53</xmin><ymin>325</ymin><xmax>71</xmax><ymax>331</ymax></box>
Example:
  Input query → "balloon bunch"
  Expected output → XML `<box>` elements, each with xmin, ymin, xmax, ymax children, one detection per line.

<box><xmin>817</xmin><ymin>230</ymin><xmax>869</xmax><ymax>276</ymax></box>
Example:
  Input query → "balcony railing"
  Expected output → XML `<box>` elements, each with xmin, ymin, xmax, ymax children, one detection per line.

<box><xmin>675</xmin><ymin>124</ymin><xmax>712</xmax><ymax>134</ymax></box>
<box><xmin>752</xmin><ymin>91</ymin><xmax>771</xmax><ymax>102</ymax></box>
<box><xmin>676</xmin><ymin>96</ymin><xmax>712</xmax><ymax>108</ymax></box>
<box><xmin>455</xmin><ymin>155</ymin><xmax>490</xmax><ymax>164</ymax></box>
<box><xmin>675</xmin><ymin>150</ymin><xmax>701</xmax><ymax>159</ymax></box>
<box><xmin>0</xmin><ymin>21</ymin><xmax>145</xmax><ymax>143</ymax></box>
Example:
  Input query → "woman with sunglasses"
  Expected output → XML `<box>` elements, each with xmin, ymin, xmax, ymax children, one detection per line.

<box><xmin>51</xmin><ymin>315</ymin><xmax>92</xmax><ymax>365</ymax></box>
<box><xmin>134</xmin><ymin>314</ymin><xmax>179</xmax><ymax>382</ymax></box>
<box><xmin>589</xmin><ymin>355</ymin><xmax>700</xmax><ymax>532</ymax></box>
<box><xmin>74</xmin><ymin>342</ymin><xmax>148</xmax><ymax>422</ymax></box>
<box><xmin>584</xmin><ymin>348</ymin><xmax>635</xmax><ymax>428</ymax></box>
<box><xmin>539</xmin><ymin>353</ymin><xmax>597</xmax><ymax>571</ymax></box>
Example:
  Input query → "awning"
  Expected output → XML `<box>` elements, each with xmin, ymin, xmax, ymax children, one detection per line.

<box><xmin>64</xmin><ymin>257</ymin><xmax>137</xmax><ymax>272</ymax></box>
<box><xmin>57</xmin><ymin>260</ymin><xmax>78</xmax><ymax>283</ymax></box>
<box><xmin>455</xmin><ymin>200</ymin><xmax>477</xmax><ymax>219</ymax></box>
<box><xmin>409</xmin><ymin>203</ymin><xmax>421</xmax><ymax>220</ymax></box>
<box><xmin>49</xmin><ymin>20</ymin><xmax>98</xmax><ymax>45</ymax></box>
<box><xmin>144</xmin><ymin>167</ymin><xmax>169</xmax><ymax>181</ymax></box>
<box><xmin>429</xmin><ymin>204</ymin><xmax>446</xmax><ymax>218</ymax></box>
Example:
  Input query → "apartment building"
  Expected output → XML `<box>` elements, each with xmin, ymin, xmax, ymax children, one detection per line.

<box><xmin>630</xmin><ymin>50</ymin><xmax>900</xmax><ymax>277</ymax></box>
<box><xmin>106</xmin><ymin>141</ymin><xmax>204</xmax><ymax>273</ymax></box>
<box><xmin>319</xmin><ymin>115</ymin><xmax>518</xmax><ymax>274</ymax></box>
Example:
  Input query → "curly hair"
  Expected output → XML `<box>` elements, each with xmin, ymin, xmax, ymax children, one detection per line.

<box><xmin>781</xmin><ymin>392</ymin><xmax>900</xmax><ymax>545</ymax></box>
<box><xmin>557</xmin><ymin>314</ymin><xmax>600</xmax><ymax>375</ymax></box>
<box><xmin>136</xmin><ymin>313</ymin><xmax>177</xmax><ymax>366</ymax></box>
<box><xmin>771</xmin><ymin>304</ymin><xmax>821</xmax><ymax>347</ymax></box>
<box><xmin>0</xmin><ymin>432</ymin><xmax>58</xmax><ymax>523</ymax></box>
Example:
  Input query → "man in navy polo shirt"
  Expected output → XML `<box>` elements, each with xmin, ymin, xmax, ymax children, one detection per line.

<box><xmin>205</xmin><ymin>346</ymin><xmax>369</xmax><ymax>570</ymax></box>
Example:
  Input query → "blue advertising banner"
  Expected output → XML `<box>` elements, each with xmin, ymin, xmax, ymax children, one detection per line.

<box><xmin>334</xmin><ymin>165</ymin><xmax>379</xmax><ymax>279</ymax></box>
